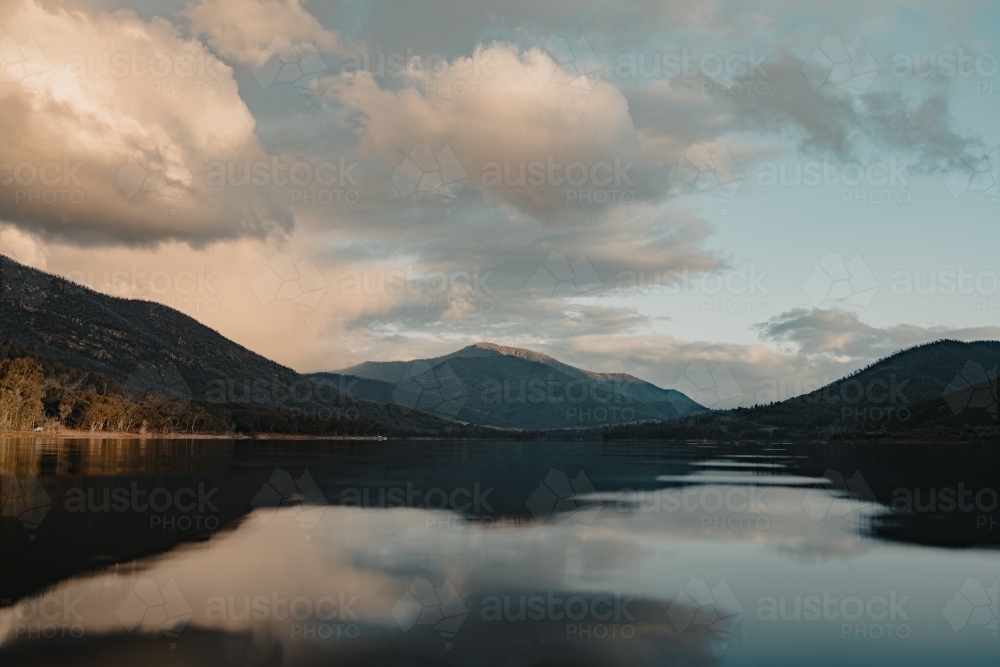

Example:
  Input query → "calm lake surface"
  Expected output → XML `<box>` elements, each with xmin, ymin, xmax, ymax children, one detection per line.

<box><xmin>1</xmin><ymin>438</ymin><xmax>998</xmax><ymax>666</ymax></box>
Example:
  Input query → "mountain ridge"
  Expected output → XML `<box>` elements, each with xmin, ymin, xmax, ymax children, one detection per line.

<box><xmin>0</xmin><ymin>254</ymin><xmax>475</xmax><ymax>434</ymax></box>
<box><xmin>4</xmin><ymin>253</ymin><xmax>995</xmax><ymax>438</ymax></box>
<box><xmin>604</xmin><ymin>338</ymin><xmax>999</xmax><ymax>441</ymax></box>
<box><xmin>339</xmin><ymin>342</ymin><xmax>666</xmax><ymax>386</ymax></box>
<box><xmin>319</xmin><ymin>342</ymin><xmax>705</xmax><ymax>430</ymax></box>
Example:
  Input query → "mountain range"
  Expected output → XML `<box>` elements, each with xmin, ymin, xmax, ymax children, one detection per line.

<box><xmin>0</xmin><ymin>254</ymin><xmax>700</xmax><ymax>433</ymax></box>
<box><xmin>311</xmin><ymin>342</ymin><xmax>703</xmax><ymax>430</ymax></box>
<box><xmin>0</xmin><ymin>254</ymin><xmax>457</xmax><ymax>434</ymax></box>
<box><xmin>605</xmin><ymin>339</ymin><xmax>999</xmax><ymax>441</ymax></box>
<box><xmin>1</xmin><ymin>253</ymin><xmax>996</xmax><ymax>439</ymax></box>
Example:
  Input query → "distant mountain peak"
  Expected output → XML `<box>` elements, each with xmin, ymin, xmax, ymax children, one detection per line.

<box><xmin>455</xmin><ymin>342</ymin><xmax>557</xmax><ymax>363</ymax></box>
<box><xmin>327</xmin><ymin>341</ymin><xmax>705</xmax><ymax>429</ymax></box>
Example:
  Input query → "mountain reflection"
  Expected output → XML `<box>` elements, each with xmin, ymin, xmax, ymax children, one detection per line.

<box><xmin>2</xmin><ymin>437</ymin><xmax>998</xmax><ymax>666</ymax></box>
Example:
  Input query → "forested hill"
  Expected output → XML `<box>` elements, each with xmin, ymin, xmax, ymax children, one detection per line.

<box><xmin>0</xmin><ymin>254</ymin><xmax>480</xmax><ymax>435</ymax></box>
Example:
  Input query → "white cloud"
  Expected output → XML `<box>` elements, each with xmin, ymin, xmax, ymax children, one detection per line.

<box><xmin>0</xmin><ymin>224</ymin><xmax>47</xmax><ymax>269</ymax></box>
<box><xmin>185</xmin><ymin>0</ymin><xmax>337</xmax><ymax>65</ymax></box>
<box><xmin>0</xmin><ymin>0</ymin><xmax>292</xmax><ymax>245</ymax></box>
<box><xmin>323</xmin><ymin>43</ymin><xmax>654</xmax><ymax>221</ymax></box>
<box><xmin>756</xmin><ymin>308</ymin><xmax>1000</xmax><ymax>358</ymax></box>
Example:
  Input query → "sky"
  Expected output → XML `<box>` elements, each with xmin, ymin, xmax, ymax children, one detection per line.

<box><xmin>0</xmin><ymin>0</ymin><xmax>997</xmax><ymax>408</ymax></box>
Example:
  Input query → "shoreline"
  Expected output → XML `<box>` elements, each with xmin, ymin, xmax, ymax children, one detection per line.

<box><xmin>0</xmin><ymin>429</ymin><xmax>389</xmax><ymax>441</ymax></box>
<box><xmin>1</xmin><ymin>429</ymin><xmax>996</xmax><ymax>445</ymax></box>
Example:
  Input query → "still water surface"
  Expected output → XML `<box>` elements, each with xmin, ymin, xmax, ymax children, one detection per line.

<box><xmin>1</xmin><ymin>438</ymin><xmax>998</xmax><ymax>666</ymax></box>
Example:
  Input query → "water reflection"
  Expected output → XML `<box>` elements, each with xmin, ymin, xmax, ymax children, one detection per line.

<box><xmin>2</xmin><ymin>437</ymin><xmax>998</xmax><ymax>665</ymax></box>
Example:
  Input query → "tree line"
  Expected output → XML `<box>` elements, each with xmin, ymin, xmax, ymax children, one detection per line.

<box><xmin>0</xmin><ymin>341</ymin><xmax>383</xmax><ymax>436</ymax></box>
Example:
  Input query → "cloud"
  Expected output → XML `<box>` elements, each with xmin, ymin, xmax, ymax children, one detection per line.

<box><xmin>305</xmin><ymin>0</ymin><xmax>980</xmax><ymax>64</ymax></box>
<box><xmin>307</xmin><ymin>201</ymin><xmax>723</xmax><ymax>345</ymax></box>
<box><xmin>322</xmin><ymin>43</ymin><xmax>663</xmax><ymax>222</ymax></box>
<box><xmin>725</xmin><ymin>50</ymin><xmax>973</xmax><ymax>167</ymax></box>
<box><xmin>513</xmin><ymin>333</ymin><xmax>853</xmax><ymax>407</ymax></box>
<box><xmin>400</xmin><ymin>305</ymin><xmax>999</xmax><ymax>407</ymax></box>
<box><xmin>185</xmin><ymin>0</ymin><xmax>338</xmax><ymax>64</ymax></box>
<box><xmin>0</xmin><ymin>224</ymin><xmax>48</xmax><ymax>269</ymax></box>
<box><xmin>628</xmin><ymin>48</ymin><xmax>976</xmax><ymax>179</ymax></box>
<box><xmin>627</xmin><ymin>79</ymin><xmax>744</xmax><ymax>166</ymax></box>
<box><xmin>0</xmin><ymin>0</ymin><xmax>292</xmax><ymax>246</ymax></box>
<box><xmin>756</xmin><ymin>308</ymin><xmax>1000</xmax><ymax>358</ymax></box>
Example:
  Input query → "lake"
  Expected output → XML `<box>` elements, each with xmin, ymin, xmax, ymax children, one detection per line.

<box><xmin>1</xmin><ymin>438</ymin><xmax>998</xmax><ymax>666</ymax></box>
